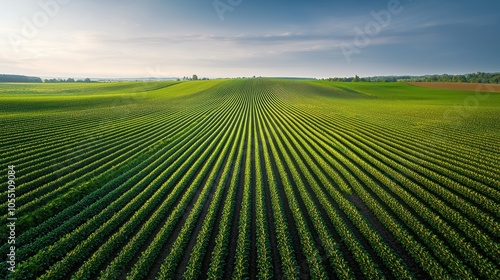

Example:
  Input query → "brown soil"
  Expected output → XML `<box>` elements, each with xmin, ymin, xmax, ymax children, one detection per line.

<box><xmin>407</xmin><ymin>82</ymin><xmax>500</xmax><ymax>92</ymax></box>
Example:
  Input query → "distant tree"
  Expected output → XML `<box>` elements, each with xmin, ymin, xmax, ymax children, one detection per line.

<box><xmin>438</xmin><ymin>74</ymin><xmax>451</xmax><ymax>82</ymax></box>
<box><xmin>468</xmin><ymin>77</ymin><xmax>478</xmax><ymax>83</ymax></box>
<box><xmin>67</xmin><ymin>78</ymin><xmax>75</xmax><ymax>82</ymax></box>
<box><xmin>84</xmin><ymin>78</ymin><xmax>91</xmax><ymax>83</ymax></box>
<box><xmin>476</xmin><ymin>72</ymin><xmax>486</xmax><ymax>83</ymax></box>
<box><xmin>192</xmin><ymin>74</ymin><xmax>198</xmax><ymax>81</ymax></box>
<box><xmin>352</xmin><ymin>75</ymin><xmax>360</xmax><ymax>82</ymax></box>
<box><xmin>429</xmin><ymin>75</ymin><xmax>438</xmax><ymax>82</ymax></box>
<box><xmin>0</xmin><ymin>74</ymin><xmax>42</xmax><ymax>83</ymax></box>
<box><xmin>176</xmin><ymin>78</ymin><xmax>181</xmax><ymax>81</ymax></box>
<box><xmin>452</xmin><ymin>75</ymin><xmax>466</xmax><ymax>83</ymax></box>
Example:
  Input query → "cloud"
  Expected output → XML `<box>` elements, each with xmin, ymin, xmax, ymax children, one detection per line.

<box><xmin>0</xmin><ymin>0</ymin><xmax>498</xmax><ymax>78</ymax></box>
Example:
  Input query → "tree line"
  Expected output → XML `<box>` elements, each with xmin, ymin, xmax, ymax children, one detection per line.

<box><xmin>44</xmin><ymin>78</ymin><xmax>93</xmax><ymax>83</ymax></box>
<box><xmin>323</xmin><ymin>72</ymin><xmax>500</xmax><ymax>84</ymax></box>
<box><xmin>0</xmin><ymin>74</ymin><xmax>95</xmax><ymax>83</ymax></box>
<box><xmin>0</xmin><ymin>74</ymin><xmax>42</xmax><ymax>83</ymax></box>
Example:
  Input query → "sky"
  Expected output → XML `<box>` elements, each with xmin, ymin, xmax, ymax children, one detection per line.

<box><xmin>1</xmin><ymin>0</ymin><xmax>499</xmax><ymax>78</ymax></box>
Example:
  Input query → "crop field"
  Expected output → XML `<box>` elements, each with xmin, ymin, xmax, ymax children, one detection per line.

<box><xmin>1</xmin><ymin>79</ymin><xmax>499</xmax><ymax>279</ymax></box>
<box><xmin>407</xmin><ymin>82</ymin><xmax>500</xmax><ymax>92</ymax></box>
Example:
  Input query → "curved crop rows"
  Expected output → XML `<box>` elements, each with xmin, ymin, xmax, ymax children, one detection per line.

<box><xmin>1</xmin><ymin>79</ymin><xmax>498</xmax><ymax>279</ymax></box>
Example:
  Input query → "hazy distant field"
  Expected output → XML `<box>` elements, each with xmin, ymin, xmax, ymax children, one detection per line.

<box><xmin>1</xmin><ymin>79</ymin><xmax>499</xmax><ymax>279</ymax></box>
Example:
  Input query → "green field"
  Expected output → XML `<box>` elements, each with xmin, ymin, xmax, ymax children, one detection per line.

<box><xmin>1</xmin><ymin>79</ymin><xmax>499</xmax><ymax>279</ymax></box>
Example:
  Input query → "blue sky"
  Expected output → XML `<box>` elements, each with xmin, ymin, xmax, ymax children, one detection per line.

<box><xmin>1</xmin><ymin>0</ymin><xmax>499</xmax><ymax>78</ymax></box>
